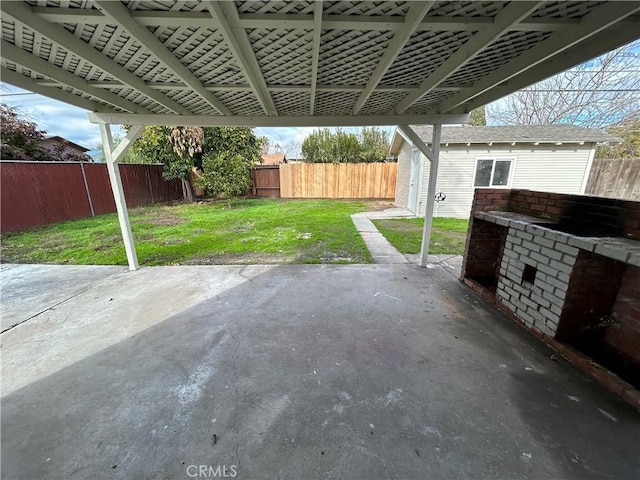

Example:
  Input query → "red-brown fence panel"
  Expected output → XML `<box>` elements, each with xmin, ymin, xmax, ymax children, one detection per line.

<box><xmin>1</xmin><ymin>161</ymin><xmax>182</xmax><ymax>233</ymax></box>
<box><xmin>82</xmin><ymin>163</ymin><xmax>116</xmax><ymax>215</ymax></box>
<box><xmin>120</xmin><ymin>164</ymin><xmax>154</xmax><ymax>207</ymax></box>
<box><xmin>1</xmin><ymin>162</ymin><xmax>91</xmax><ymax>232</ymax></box>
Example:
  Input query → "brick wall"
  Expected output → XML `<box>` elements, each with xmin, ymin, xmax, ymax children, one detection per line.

<box><xmin>470</xmin><ymin>188</ymin><xmax>640</xmax><ymax>240</ymax></box>
<box><xmin>510</xmin><ymin>190</ymin><xmax>640</xmax><ymax>238</ymax></box>
<box><xmin>557</xmin><ymin>252</ymin><xmax>627</xmax><ymax>342</ymax></box>
<box><xmin>495</xmin><ymin>224</ymin><xmax>581</xmax><ymax>337</ymax></box>
<box><xmin>604</xmin><ymin>266</ymin><xmax>640</xmax><ymax>364</ymax></box>
<box><xmin>461</xmin><ymin>189</ymin><xmax>511</xmax><ymax>281</ymax></box>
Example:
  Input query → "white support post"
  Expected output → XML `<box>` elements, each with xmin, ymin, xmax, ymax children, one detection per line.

<box><xmin>420</xmin><ymin>124</ymin><xmax>442</xmax><ymax>267</ymax></box>
<box><xmin>100</xmin><ymin>123</ymin><xmax>144</xmax><ymax>271</ymax></box>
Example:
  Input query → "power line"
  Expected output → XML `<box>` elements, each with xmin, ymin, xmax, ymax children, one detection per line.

<box><xmin>0</xmin><ymin>92</ymin><xmax>39</xmax><ymax>97</ymax></box>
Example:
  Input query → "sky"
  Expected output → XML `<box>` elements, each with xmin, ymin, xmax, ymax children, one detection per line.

<box><xmin>0</xmin><ymin>82</ymin><xmax>396</xmax><ymax>159</ymax></box>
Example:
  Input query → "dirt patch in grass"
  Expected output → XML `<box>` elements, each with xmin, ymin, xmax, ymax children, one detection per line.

<box><xmin>147</xmin><ymin>214</ymin><xmax>185</xmax><ymax>227</ymax></box>
<box><xmin>363</xmin><ymin>200</ymin><xmax>396</xmax><ymax>211</ymax></box>
<box><xmin>182</xmin><ymin>252</ymin><xmax>295</xmax><ymax>265</ymax></box>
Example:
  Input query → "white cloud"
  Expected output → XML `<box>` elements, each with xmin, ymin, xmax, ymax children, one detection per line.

<box><xmin>1</xmin><ymin>83</ymin><xmax>105</xmax><ymax>148</ymax></box>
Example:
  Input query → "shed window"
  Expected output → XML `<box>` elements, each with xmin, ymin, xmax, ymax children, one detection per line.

<box><xmin>474</xmin><ymin>158</ymin><xmax>513</xmax><ymax>187</ymax></box>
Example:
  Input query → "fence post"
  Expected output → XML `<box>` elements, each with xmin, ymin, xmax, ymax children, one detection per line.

<box><xmin>145</xmin><ymin>166</ymin><xmax>155</xmax><ymax>204</ymax></box>
<box><xmin>80</xmin><ymin>162</ymin><xmax>95</xmax><ymax>217</ymax></box>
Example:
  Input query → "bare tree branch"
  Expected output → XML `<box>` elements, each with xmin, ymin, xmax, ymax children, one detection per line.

<box><xmin>488</xmin><ymin>41</ymin><xmax>640</xmax><ymax>130</ymax></box>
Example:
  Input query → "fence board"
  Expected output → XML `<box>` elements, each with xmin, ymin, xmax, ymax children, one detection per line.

<box><xmin>250</xmin><ymin>165</ymin><xmax>280</xmax><ymax>197</ymax></box>
<box><xmin>1</xmin><ymin>161</ymin><xmax>182</xmax><ymax>232</ymax></box>
<box><xmin>585</xmin><ymin>158</ymin><xmax>640</xmax><ymax>200</ymax></box>
<box><xmin>279</xmin><ymin>162</ymin><xmax>397</xmax><ymax>199</ymax></box>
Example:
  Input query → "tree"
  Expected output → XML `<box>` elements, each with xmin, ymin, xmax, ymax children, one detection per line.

<box><xmin>487</xmin><ymin>41</ymin><xmax>640</xmax><ymax>130</ymax></box>
<box><xmin>1</xmin><ymin>103</ymin><xmax>47</xmax><ymax>160</ymax></box>
<box><xmin>596</xmin><ymin>117</ymin><xmax>640</xmax><ymax>159</ymax></box>
<box><xmin>199</xmin><ymin>152</ymin><xmax>252</xmax><ymax>208</ymax></box>
<box><xmin>93</xmin><ymin>134</ymin><xmax>152</xmax><ymax>164</ymax></box>
<box><xmin>359</xmin><ymin>127</ymin><xmax>390</xmax><ymax>162</ymax></box>
<box><xmin>198</xmin><ymin>127</ymin><xmax>263</xmax><ymax>205</ymax></box>
<box><xmin>129</xmin><ymin>125</ymin><xmax>263</xmax><ymax>202</ymax></box>
<box><xmin>130</xmin><ymin>125</ymin><xmax>196</xmax><ymax>200</ymax></box>
<box><xmin>301</xmin><ymin>127</ymin><xmax>389</xmax><ymax>163</ymax></box>
<box><xmin>468</xmin><ymin>106</ymin><xmax>486</xmax><ymax>126</ymax></box>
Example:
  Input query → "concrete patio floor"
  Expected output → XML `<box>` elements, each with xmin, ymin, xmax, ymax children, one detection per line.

<box><xmin>1</xmin><ymin>263</ymin><xmax>638</xmax><ymax>480</ymax></box>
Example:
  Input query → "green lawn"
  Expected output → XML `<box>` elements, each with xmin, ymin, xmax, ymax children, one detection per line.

<box><xmin>1</xmin><ymin>199</ymin><xmax>373</xmax><ymax>266</ymax></box>
<box><xmin>372</xmin><ymin>217</ymin><xmax>469</xmax><ymax>255</ymax></box>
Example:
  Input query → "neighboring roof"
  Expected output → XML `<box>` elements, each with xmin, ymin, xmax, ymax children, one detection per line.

<box><xmin>261</xmin><ymin>153</ymin><xmax>285</xmax><ymax>165</ymax></box>
<box><xmin>40</xmin><ymin>136</ymin><xmax>90</xmax><ymax>152</ymax></box>
<box><xmin>1</xmin><ymin>1</ymin><xmax>638</xmax><ymax>128</ymax></box>
<box><xmin>390</xmin><ymin>125</ymin><xmax>621</xmax><ymax>153</ymax></box>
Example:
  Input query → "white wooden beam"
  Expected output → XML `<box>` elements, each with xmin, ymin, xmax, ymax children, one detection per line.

<box><xmin>435</xmin><ymin>2</ymin><xmax>640</xmax><ymax>114</ymax></box>
<box><xmin>398</xmin><ymin>124</ymin><xmax>442</xmax><ymax>267</ymax></box>
<box><xmin>73</xmin><ymin>81</ymin><xmax>468</xmax><ymax>94</ymax></box>
<box><xmin>1</xmin><ymin>40</ymin><xmax>150</xmax><ymax>114</ymax></box>
<box><xmin>100</xmin><ymin>124</ymin><xmax>144</xmax><ymax>271</ymax></box>
<box><xmin>31</xmin><ymin>7</ymin><xmax>588</xmax><ymax>32</ymax></box>
<box><xmin>205</xmin><ymin>1</ymin><xmax>277</xmax><ymax>115</ymax></box>
<box><xmin>420</xmin><ymin>124</ymin><xmax>442</xmax><ymax>267</ymax></box>
<box><xmin>398</xmin><ymin>124</ymin><xmax>433</xmax><ymax>162</ymax></box>
<box><xmin>309</xmin><ymin>0</ymin><xmax>323</xmax><ymax>115</ymax></box>
<box><xmin>111</xmin><ymin>124</ymin><xmax>145</xmax><ymax>164</ymax></box>
<box><xmin>395</xmin><ymin>1</ymin><xmax>542</xmax><ymax>114</ymax></box>
<box><xmin>1</xmin><ymin>67</ymin><xmax>113</xmax><ymax>112</ymax></box>
<box><xmin>89</xmin><ymin>112</ymin><xmax>469</xmax><ymax>127</ymax></box>
<box><xmin>352</xmin><ymin>1</ymin><xmax>435</xmax><ymax>115</ymax></box>
<box><xmin>94</xmin><ymin>0</ymin><xmax>231</xmax><ymax>116</ymax></box>
<box><xmin>0</xmin><ymin>1</ymin><xmax>192</xmax><ymax>115</ymax></box>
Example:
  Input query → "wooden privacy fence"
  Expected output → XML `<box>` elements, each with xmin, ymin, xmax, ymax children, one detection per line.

<box><xmin>279</xmin><ymin>162</ymin><xmax>397</xmax><ymax>199</ymax></box>
<box><xmin>1</xmin><ymin>161</ymin><xmax>182</xmax><ymax>232</ymax></box>
<box><xmin>585</xmin><ymin>157</ymin><xmax>640</xmax><ymax>200</ymax></box>
<box><xmin>250</xmin><ymin>165</ymin><xmax>280</xmax><ymax>197</ymax></box>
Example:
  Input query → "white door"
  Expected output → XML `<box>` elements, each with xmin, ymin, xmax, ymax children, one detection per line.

<box><xmin>408</xmin><ymin>149</ymin><xmax>420</xmax><ymax>213</ymax></box>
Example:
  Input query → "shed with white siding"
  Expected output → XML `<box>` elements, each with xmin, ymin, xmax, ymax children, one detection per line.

<box><xmin>391</xmin><ymin>125</ymin><xmax>619</xmax><ymax>219</ymax></box>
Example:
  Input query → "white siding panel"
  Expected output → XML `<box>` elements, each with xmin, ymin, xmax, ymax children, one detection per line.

<box><xmin>407</xmin><ymin>143</ymin><xmax>593</xmax><ymax>219</ymax></box>
<box><xmin>509</xmin><ymin>145</ymin><xmax>592</xmax><ymax>193</ymax></box>
<box><xmin>395</xmin><ymin>142</ymin><xmax>412</xmax><ymax>209</ymax></box>
<box><xmin>396</xmin><ymin>138</ymin><xmax>592</xmax><ymax>218</ymax></box>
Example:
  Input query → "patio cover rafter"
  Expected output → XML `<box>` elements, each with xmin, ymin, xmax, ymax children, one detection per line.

<box><xmin>0</xmin><ymin>67</ymin><xmax>117</xmax><ymax>113</ymax></box>
<box><xmin>1</xmin><ymin>40</ymin><xmax>151</xmax><ymax>114</ymax></box>
<box><xmin>309</xmin><ymin>1</ymin><xmax>323</xmax><ymax>115</ymax></box>
<box><xmin>352</xmin><ymin>1</ymin><xmax>435</xmax><ymax>115</ymax></box>
<box><xmin>461</xmin><ymin>17</ymin><xmax>640</xmax><ymax>113</ymax></box>
<box><xmin>434</xmin><ymin>1</ymin><xmax>640</xmax><ymax>114</ymax></box>
<box><xmin>94</xmin><ymin>0</ymin><xmax>231</xmax><ymax>116</ymax></box>
<box><xmin>0</xmin><ymin>0</ymin><xmax>191</xmax><ymax>114</ymax></box>
<box><xmin>204</xmin><ymin>1</ymin><xmax>277</xmax><ymax>116</ymax></box>
<box><xmin>395</xmin><ymin>1</ymin><xmax>543</xmax><ymax>114</ymax></box>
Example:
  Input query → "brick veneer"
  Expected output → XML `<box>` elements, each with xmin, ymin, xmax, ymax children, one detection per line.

<box><xmin>468</xmin><ymin>189</ymin><xmax>640</xmax><ymax>240</ymax></box>
<box><xmin>605</xmin><ymin>266</ymin><xmax>640</xmax><ymax>363</ymax></box>
<box><xmin>463</xmin><ymin>189</ymin><xmax>640</xmax><ymax>409</ymax></box>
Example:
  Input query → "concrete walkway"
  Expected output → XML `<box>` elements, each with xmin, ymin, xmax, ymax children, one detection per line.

<box><xmin>1</xmin><ymin>263</ymin><xmax>638</xmax><ymax>480</ymax></box>
<box><xmin>351</xmin><ymin>212</ymin><xmax>409</xmax><ymax>264</ymax></box>
<box><xmin>351</xmin><ymin>208</ymin><xmax>463</xmax><ymax>277</ymax></box>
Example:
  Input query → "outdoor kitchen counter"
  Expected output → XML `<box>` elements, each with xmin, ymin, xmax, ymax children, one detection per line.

<box><xmin>476</xmin><ymin>210</ymin><xmax>640</xmax><ymax>267</ymax></box>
